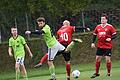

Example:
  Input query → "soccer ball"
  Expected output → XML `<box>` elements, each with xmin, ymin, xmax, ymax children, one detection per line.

<box><xmin>72</xmin><ymin>70</ymin><xmax>80</xmax><ymax>78</ymax></box>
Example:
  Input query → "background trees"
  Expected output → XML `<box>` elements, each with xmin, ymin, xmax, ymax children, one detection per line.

<box><xmin>0</xmin><ymin>0</ymin><xmax>120</xmax><ymax>41</ymax></box>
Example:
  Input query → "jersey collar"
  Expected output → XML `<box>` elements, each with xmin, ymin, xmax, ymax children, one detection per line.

<box><xmin>101</xmin><ymin>23</ymin><xmax>108</xmax><ymax>28</ymax></box>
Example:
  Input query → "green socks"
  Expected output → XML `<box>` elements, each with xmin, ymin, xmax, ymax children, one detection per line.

<box><xmin>16</xmin><ymin>70</ymin><xmax>20</xmax><ymax>80</ymax></box>
<box><xmin>49</xmin><ymin>65</ymin><xmax>56</xmax><ymax>79</ymax></box>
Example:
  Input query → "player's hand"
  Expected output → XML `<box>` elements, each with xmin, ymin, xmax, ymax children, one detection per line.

<box><xmin>91</xmin><ymin>43</ymin><xmax>96</xmax><ymax>48</ymax></box>
<box><xmin>106</xmin><ymin>38</ymin><xmax>111</xmax><ymax>41</ymax></box>
<box><xmin>9</xmin><ymin>52</ymin><xmax>13</xmax><ymax>57</ymax></box>
<box><xmin>25</xmin><ymin>31</ymin><xmax>31</xmax><ymax>35</ymax></box>
<box><xmin>87</xmin><ymin>28</ymin><xmax>90</xmax><ymax>31</ymax></box>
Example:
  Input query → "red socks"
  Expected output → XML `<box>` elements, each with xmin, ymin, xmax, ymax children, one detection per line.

<box><xmin>95</xmin><ymin>61</ymin><xmax>111</xmax><ymax>74</ymax></box>
<box><xmin>106</xmin><ymin>62</ymin><xmax>111</xmax><ymax>74</ymax></box>
<box><xmin>39</xmin><ymin>53</ymin><xmax>48</xmax><ymax>64</ymax></box>
<box><xmin>95</xmin><ymin>61</ymin><xmax>100</xmax><ymax>74</ymax></box>
<box><xmin>66</xmin><ymin>63</ymin><xmax>71</xmax><ymax>77</ymax></box>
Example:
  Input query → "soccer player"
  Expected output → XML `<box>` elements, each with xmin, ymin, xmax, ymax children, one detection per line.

<box><xmin>34</xmin><ymin>20</ymin><xmax>86</xmax><ymax>80</ymax></box>
<box><xmin>91</xmin><ymin>14</ymin><xmax>117</xmax><ymax>78</ymax></box>
<box><xmin>25</xmin><ymin>17</ymin><xmax>66</xmax><ymax>80</ymax></box>
<box><xmin>8</xmin><ymin>27</ymin><xmax>33</xmax><ymax>80</ymax></box>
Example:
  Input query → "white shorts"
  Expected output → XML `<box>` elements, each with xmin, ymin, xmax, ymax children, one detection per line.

<box><xmin>48</xmin><ymin>42</ymin><xmax>65</xmax><ymax>60</ymax></box>
<box><xmin>16</xmin><ymin>57</ymin><xmax>24</xmax><ymax>65</ymax></box>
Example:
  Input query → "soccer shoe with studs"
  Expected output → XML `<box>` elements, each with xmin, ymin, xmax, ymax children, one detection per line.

<box><xmin>67</xmin><ymin>77</ymin><xmax>70</xmax><ymax>80</ymax></box>
<box><xmin>90</xmin><ymin>73</ymin><xmax>100</xmax><ymax>78</ymax></box>
<box><xmin>49</xmin><ymin>78</ymin><xmax>56</xmax><ymax>80</ymax></box>
<box><xmin>107</xmin><ymin>73</ymin><xmax>110</xmax><ymax>76</ymax></box>
<box><xmin>34</xmin><ymin>63</ymin><xmax>42</xmax><ymax>68</ymax></box>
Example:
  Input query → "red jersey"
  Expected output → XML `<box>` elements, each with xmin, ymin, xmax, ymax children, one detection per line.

<box><xmin>57</xmin><ymin>26</ymin><xmax>75</xmax><ymax>46</ymax></box>
<box><xmin>93</xmin><ymin>23</ymin><xmax>116</xmax><ymax>49</ymax></box>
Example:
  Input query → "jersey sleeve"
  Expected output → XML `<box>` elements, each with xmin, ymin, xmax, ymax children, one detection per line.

<box><xmin>110</xmin><ymin>26</ymin><xmax>116</xmax><ymax>35</ymax></box>
<box><xmin>20</xmin><ymin>36</ymin><xmax>26</xmax><ymax>45</ymax></box>
<box><xmin>9</xmin><ymin>38</ymin><xmax>12</xmax><ymax>47</ymax></box>
<box><xmin>42</xmin><ymin>25</ymin><xmax>49</xmax><ymax>34</ymax></box>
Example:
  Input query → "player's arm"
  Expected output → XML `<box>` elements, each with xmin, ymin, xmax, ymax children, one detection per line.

<box><xmin>8</xmin><ymin>39</ymin><xmax>13</xmax><ymax>57</ymax></box>
<box><xmin>111</xmin><ymin>33</ymin><xmax>117</xmax><ymax>40</ymax></box>
<box><xmin>91</xmin><ymin>34</ymin><xmax>97</xmax><ymax>48</ymax></box>
<box><xmin>106</xmin><ymin>26</ymin><xmax>117</xmax><ymax>41</ymax></box>
<box><xmin>106</xmin><ymin>33</ymin><xmax>117</xmax><ymax>41</ymax></box>
<box><xmin>75</xmin><ymin>26</ymin><xmax>90</xmax><ymax>32</ymax></box>
<box><xmin>24</xmin><ymin>44</ymin><xmax>33</xmax><ymax>58</ymax></box>
<box><xmin>8</xmin><ymin>47</ymin><xmax>13</xmax><ymax>57</ymax></box>
<box><xmin>25</xmin><ymin>30</ymin><xmax>45</xmax><ymax>35</ymax></box>
<box><xmin>21</xmin><ymin>36</ymin><xmax>33</xmax><ymax>58</ymax></box>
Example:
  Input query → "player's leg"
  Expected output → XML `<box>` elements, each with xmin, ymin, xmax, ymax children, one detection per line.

<box><xmin>21</xmin><ymin>65</ymin><xmax>28</xmax><ymax>80</ymax></box>
<box><xmin>48</xmin><ymin>60</ymin><xmax>56</xmax><ymax>80</ymax></box>
<box><xmin>47</xmin><ymin>47</ymin><xmax>57</xmax><ymax>80</ymax></box>
<box><xmin>91</xmin><ymin>48</ymin><xmax>103</xmax><ymax>78</ymax></box>
<box><xmin>65</xmin><ymin>39</ymin><xmax>82</xmax><ymax>52</ymax></box>
<box><xmin>105</xmin><ymin>56</ymin><xmax>111</xmax><ymax>76</ymax></box>
<box><xmin>15</xmin><ymin>57</ymin><xmax>21</xmax><ymax>80</ymax></box>
<box><xmin>95</xmin><ymin>56</ymin><xmax>102</xmax><ymax>75</ymax></box>
<box><xmin>19</xmin><ymin>57</ymin><xmax>28</xmax><ymax>80</ymax></box>
<box><xmin>91</xmin><ymin>55</ymin><xmax>102</xmax><ymax>78</ymax></box>
<box><xmin>65</xmin><ymin>41</ymin><xmax>75</xmax><ymax>52</ymax></box>
<box><xmin>62</xmin><ymin>51</ymin><xmax>71</xmax><ymax>80</ymax></box>
<box><xmin>105</xmin><ymin>49</ymin><xmax>112</xmax><ymax>76</ymax></box>
<box><xmin>48</xmin><ymin>42</ymin><xmax>65</xmax><ymax>80</ymax></box>
<box><xmin>34</xmin><ymin>53</ymin><xmax>48</xmax><ymax>68</ymax></box>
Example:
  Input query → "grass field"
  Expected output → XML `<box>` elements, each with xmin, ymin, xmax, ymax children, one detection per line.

<box><xmin>0</xmin><ymin>60</ymin><xmax>120</xmax><ymax>80</ymax></box>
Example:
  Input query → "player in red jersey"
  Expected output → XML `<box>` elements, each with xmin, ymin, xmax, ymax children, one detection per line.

<box><xmin>91</xmin><ymin>14</ymin><xmax>117</xmax><ymax>78</ymax></box>
<box><xmin>34</xmin><ymin>20</ymin><xmax>87</xmax><ymax>80</ymax></box>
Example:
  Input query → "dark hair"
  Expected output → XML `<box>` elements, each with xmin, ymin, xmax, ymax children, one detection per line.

<box><xmin>101</xmin><ymin>13</ymin><xmax>108</xmax><ymax>19</ymax></box>
<box><xmin>37</xmin><ymin>17</ymin><xmax>45</xmax><ymax>22</ymax></box>
<box><xmin>11</xmin><ymin>26</ymin><xmax>17</xmax><ymax>29</ymax></box>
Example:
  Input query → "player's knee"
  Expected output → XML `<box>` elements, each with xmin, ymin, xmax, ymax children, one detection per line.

<box><xmin>15</xmin><ymin>65</ymin><xmax>19</xmax><ymax>70</ymax></box>
<box><xmin>106</xmin><ymin>59</ymin><xmax>111</xmax><ymax>63</ymax></box>
<box><xmin>48</xmin><ymin>60</ymin><xmax>53</xmax><ymax>66</ymax></box>
<box><xmin>65</xmin><ymin>61</ymin><xmax>70</xmax><ymax>64</ymax></box>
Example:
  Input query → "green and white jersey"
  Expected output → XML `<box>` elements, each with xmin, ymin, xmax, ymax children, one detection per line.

<box><xmin>42</xmin><ymin>24</ymin><xmax>57</xmax><ymax>48</ymax></box>
<box><xmin>9</xmin><ymin>35</ymin><xmax>26</xmax><ymax>59</ymax></box>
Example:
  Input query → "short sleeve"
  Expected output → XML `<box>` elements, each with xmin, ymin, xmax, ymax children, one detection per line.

<box><xmin>20</xmin><ymin>36</ymin><xmax>26</xmax><ymax>45</ymax></box>
<box><xmin>110</xmin><ymin>26</ymin><xmax>116</xmax><ymax>35</ymax></box>
<box><xmin>9</xmin><ymin>38</ymin><xmax>12</xmax><ymax>47</ymax></box>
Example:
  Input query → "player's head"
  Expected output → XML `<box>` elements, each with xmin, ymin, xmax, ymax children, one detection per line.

<box><xmin>37</xmin><ymin>17</ymin><xmax>45</xmax><ymax>28</ymax></box>
<box><xmin>63</xmin><ymin>20</ymin><xmax>70</xmax><ymax>26</ymax></box>
<box><xmin>101</xmin><ymin>13</ymin><xmax>108</xmax><ymax>24</ymax></box>
<box><xmin>11</xmin><ymin>27</ymin><xmax>18</xmax><ymax>36</ymax></box>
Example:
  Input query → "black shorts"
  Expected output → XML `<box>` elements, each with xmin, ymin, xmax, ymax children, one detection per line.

<box><xmin>56</xmin><ymin>44</ymin><xmax>71</xmax><ymax>61</ymax></box>
<box><xmin>96</xmin><ymin>48</ymin><xmax>112</xmax><ymax>56</ymax></box>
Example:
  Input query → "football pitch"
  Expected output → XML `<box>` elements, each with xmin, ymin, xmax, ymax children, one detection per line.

<box><xmin>0</xmin><ymin>61</ymin><xmax>120</xmax><ymax>80</ymax></box>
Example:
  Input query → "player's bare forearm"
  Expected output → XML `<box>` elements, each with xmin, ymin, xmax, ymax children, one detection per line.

<box><xmin>8</xmin><ymin>47</ymin><xmax>13</xmax><ymax>57</ymax></box>
<box><xmin>25</xmin><ymin>44</ymin><xmax>33</xmax><ymax>58</ymax></box>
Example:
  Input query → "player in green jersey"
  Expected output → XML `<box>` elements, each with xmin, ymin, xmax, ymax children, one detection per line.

<box><xmin>8</xmin><ymin>27</ymin><xmax>33</xmax><ymax>80</ymax></box>
<box><xmin>25</xmin><ymin>17</ymin><xmax>66</xmax><ymax>80</ymax></box>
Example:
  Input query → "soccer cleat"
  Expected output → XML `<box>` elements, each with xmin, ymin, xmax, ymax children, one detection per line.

<box><xmin>73</xmin><ymin>38</ymin><xmax>83</xmax><ymax>43</ymax></box>
<box><xmin>107</xmin><ymin>73</ymin><xmax>110</xmax><ymax>76</ymax></box>
<box><xmin>67</xmin><ymin>77</ymin><xmax>70</xmax><ymax>80</ymax></box>
<box><xmin>90</xmin><ymin>73</ymin><xmax>100</xmax><ymax>78</ymax></box>
<box><xmin>49</xmin><ymin>78</ymin><xmax>56</xmax><ymax>80</ymax></box>
<box><xmin>34</xmin><ymin>63</ymin><xmax>42</xmax><ymax>68</ymax></box>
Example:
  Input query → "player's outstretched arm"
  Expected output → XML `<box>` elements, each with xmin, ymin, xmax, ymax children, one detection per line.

<box><xmin>25</xmin><ymin>30</ymin><xmax>45</xmax><ymax>35</ymax></box>
<box><xmin>25</xmin><ymin>44</ymin><xmax>33</xmax><ymax>58</ymax></box>
<box><xmin>8</xmin><ymin>47</ymin><xmax>13</xmax><ymax>57</ymax></box>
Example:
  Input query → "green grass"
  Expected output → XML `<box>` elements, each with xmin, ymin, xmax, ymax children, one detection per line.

<box><xmin>0</xmin><ymin>60</ymin><xmax>120</xmax><ymax>80</ymax></box>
